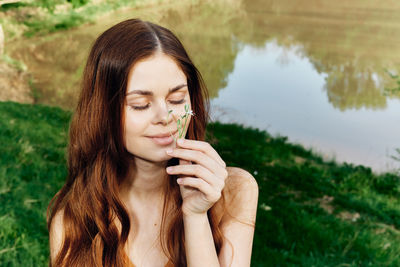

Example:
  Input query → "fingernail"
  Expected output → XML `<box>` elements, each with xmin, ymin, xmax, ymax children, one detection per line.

<box><xmin>166</xmin><ymin>149</ymin><xmax>173</xmax><ymax>154</ymax></box>
<box><xmin>166</xmin><ymin>167</ymin><xmax>172</xmax><ymax>172</ymax></box>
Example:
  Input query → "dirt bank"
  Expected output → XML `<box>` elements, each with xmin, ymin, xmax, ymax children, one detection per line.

<box><xmin>0</xmin><ymin>60</ymin><xmax>32</xmax><ymax>103</ymax></box>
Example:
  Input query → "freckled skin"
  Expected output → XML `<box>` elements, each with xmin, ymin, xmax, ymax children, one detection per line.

<box><xmin>124</xmin><ymin>52</ymin><xmax>192</xmax><ymax>162</ymax></box>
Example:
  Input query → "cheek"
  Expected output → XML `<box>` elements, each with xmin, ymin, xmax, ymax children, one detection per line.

<box><xmin>124</xmin><ymin>110</ymin><xmax>148</xmax><ymax>143</ymax></box>
<box><xmin>175</xmin><ymin>103</ymin><xmax>191</xmax><ymax>119</ymax></box>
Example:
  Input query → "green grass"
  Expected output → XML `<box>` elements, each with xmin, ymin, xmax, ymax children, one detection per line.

<box><xmin>206</xmin><ymin>123</ymin><xmax>400</xmax><ymax>266</ymax></box>
<box><xmin>0</xmin><ymin>0</ymin><xmax>150</xmax><ymax>39</ymax></box>
<box><xmin>1</xmin><ymin>101</ymin><xmax>400</xmax><ymax>266</ymax></box>
<box><xmin>0</xmin><ymin>102</ymin><xmax>70</xmax><ymax>266</ymax></box>
<box><xmin>23</xmin><ymin>0</ymin><xmax>141</xmax><ymax>38</ymax></box>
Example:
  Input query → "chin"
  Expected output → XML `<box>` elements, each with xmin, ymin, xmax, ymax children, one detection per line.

<box><xmin>130</xmin><ymin>151</ymin><xmax>172</xmax><ymax>164</ymax></box>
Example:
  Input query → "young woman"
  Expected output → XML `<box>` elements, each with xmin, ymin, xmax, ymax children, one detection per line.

<box><xmin>47</xmin><ymin>18</ymin><xmax>258</xmax><ymax>267</ymax></box>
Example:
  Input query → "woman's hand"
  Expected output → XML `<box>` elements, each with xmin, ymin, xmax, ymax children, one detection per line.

<box><xmin>165</xmin><ymin>139</ymin><xmax>228</xmax><ymax>216</ymax></box>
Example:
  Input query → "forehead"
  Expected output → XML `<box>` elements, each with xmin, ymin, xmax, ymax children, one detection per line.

<box><xmin>126</xmin><ymin>52</ymin><xmax>187</xmax><ymax>94</ymax></box>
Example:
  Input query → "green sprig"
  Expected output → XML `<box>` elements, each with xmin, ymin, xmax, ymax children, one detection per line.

<box><xmin>166</xmin><ymin>103</ymin><xmax>195</xmax><ymax>144</ymax></box>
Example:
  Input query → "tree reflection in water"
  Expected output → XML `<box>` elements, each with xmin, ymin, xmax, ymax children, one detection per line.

<box><xmin>8</xmin><ymin>0</ymin><xmax>400</xmax><ymax>110</ymax></box>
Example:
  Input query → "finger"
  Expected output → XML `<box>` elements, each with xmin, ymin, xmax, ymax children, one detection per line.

<box><xmin>168</xmin><ymin>149</ymin><xmax>224</xmax><ymax>177</ymax></box>
<box><xmin>176</xmin><ymin>139</ymin><xmax>226</xmax><ymax>168</ymax></box>
<box><xmin>167</xmin><ymin>165</ymin><xmax>224</xmax><ymax>189</ymax></box>
<box><xmin>178</xmin><ymin>159</ymin><xmax>191</xmax><ymax>178</ymax></box>
<box><xmin>177</xmin><ymin>177</ymin><xmax>214</xmax><ymax>195</ymax></box>
<box><xmin>177</xmin><ymin>177</ymin><xmax>218</xmax><ymax>200</ymax></box>
<box><xmin>179</xmin><ymin>158</ymin><xmax>192</xmax><ymax>166</ymax></box>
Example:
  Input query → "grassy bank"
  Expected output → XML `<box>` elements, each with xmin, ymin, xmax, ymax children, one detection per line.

<box><xmin>0</xmin><ymin>0</ymin><xmax>168</xmax><ymax>40</ymax></box>
<box><xmin>0</xmin><ymin>101</ymin><xmax>400</xmax><ymax>266</ymax></box>
<box><xmin>0</xmin><ymin>0</ymin><xmax>172</xmax><ymax>104</ymax></box>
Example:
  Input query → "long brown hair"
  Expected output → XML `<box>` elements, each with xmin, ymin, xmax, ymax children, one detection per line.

<box><xmin>47</xmin><ymin>18</ymin><xmax>230</xmax><ymax>266</ymax></box>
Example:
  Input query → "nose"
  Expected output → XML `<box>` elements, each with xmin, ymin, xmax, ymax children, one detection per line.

<box><xmin>152</xmin><ymin>100</ymin><xmax>173</xmax><ymax>125</ymax></box>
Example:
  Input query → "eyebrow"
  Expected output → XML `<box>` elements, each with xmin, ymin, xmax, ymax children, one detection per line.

<box><xmin>126</xmin><ymin>84</ymin><xmax>187</xmax><ymax>96</ymax></box>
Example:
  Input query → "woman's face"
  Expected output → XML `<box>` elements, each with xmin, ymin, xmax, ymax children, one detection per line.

<box><xmin>123</xmin><ymin>52</ymin><xmax>191</xmax><ymax>162</ymax></box>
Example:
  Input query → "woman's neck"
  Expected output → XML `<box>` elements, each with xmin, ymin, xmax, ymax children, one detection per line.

<box><xmin>119</xmin><ymin>156</ymin><xmax>168</xmax><ymax>204</ymax></box>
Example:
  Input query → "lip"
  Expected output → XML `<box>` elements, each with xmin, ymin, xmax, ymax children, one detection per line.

<box><xmin>147</xmin><ymin>130</ymin><xmax>178</xmax><ymax>138</ymax></box>
<box><xmin>146</xmin><ymin>130</ymin><xmax>177</xmax><ymax>146</ymax></box>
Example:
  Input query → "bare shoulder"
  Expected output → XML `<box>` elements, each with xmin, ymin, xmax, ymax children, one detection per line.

<box><xmin>217</xmin><ymin>167</ymin><xmax>259</xmax><ymax>266</ymax></box>
<box><xmin>220</xmin><ymin>167</ymin><xmax>259</xmax><ymax>226</ymax></box>
<box><xmin>49</xmin><ymin>209</ymin><xmax>65</xmax><ymax>263</ymax></box>
<box><xmin>225</xmin><ymin>167</ymin><xmax>258</xmax><ymax>189</ymax></box>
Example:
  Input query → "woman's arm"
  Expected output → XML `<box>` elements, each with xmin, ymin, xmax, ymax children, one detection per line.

<box><xmin>180</xmin><ymin>167</ymin><xmax>258</xmax><ymax>267</ymax></box>
<box><xmin>165</xmin><ymin>139</ymin><xmax>228</xmax><ymax>266</ymax></box>
<box><xmin>166</xmin><ymin>140</ymin><xmax>258</xmax><ymax>266</ymax></box>
<box><xmin>218</xmin><ymin>167</ymin><xmax>259</xmax><ymax>267</ymax></box>
<box><xmin>49</xmin><ymin>210</ymin><xmax>65</xmax><ymax>265</ymax></box>
<box><xmin>183</xmin><ymin>212</ymin><xmax>220</xmax><ymax>267</ymax></box>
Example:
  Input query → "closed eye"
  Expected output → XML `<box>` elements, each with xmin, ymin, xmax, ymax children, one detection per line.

<box><xmin>129</xmin><ymin>99</ymin><xmax>186</xmax><ymax>111</ymax></box>
<box><xmin>169</xmin><ymin>99</ymin><xmax>185</xmax><ymax>105</ymax></box>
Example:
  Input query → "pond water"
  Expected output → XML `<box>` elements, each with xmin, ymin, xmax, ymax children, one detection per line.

<box><xmin>7</xmin><ymin>0</ymin><xmax>400</xmax><ymax>173</ymax></box>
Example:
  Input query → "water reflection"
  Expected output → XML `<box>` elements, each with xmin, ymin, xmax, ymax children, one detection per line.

<box><xmin>324</xmin><ymin>65</ymin><xmax>387</xmax><ymax>111</ymax></box>
<box><xmin>6</xmin><ymin>0</ymin><xmax>400</xmax><ymax>171</ymax></box>
<box><xmin>239</xmin><ymin>0</ymin><xmax>400</xmax><ymax>109</ymax></box>
<box><xmin>210</xmin><ymin>42</ymin><xmax>400</xmax><ymax>172</ymax></box>
<box><xmin>8</xmin><ymin>0</ymin><xmax>400</xmax><ymax>110</ymax></box>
